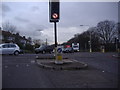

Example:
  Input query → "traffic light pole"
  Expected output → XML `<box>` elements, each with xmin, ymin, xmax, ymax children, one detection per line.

<box><xmin>54</xmin><ymin>21</ymin><xmax>57</xmax><ymax>60</ymax></box>
<box><xmin>49</xmin><ymin>0</ymin><xmax>63</xmax><ymax>63</ymax></box>
<box><xmin>54</xmin><ymin>21</ymin><xmax>63</xmax><ymax>64</ymax></box>
<box><xmin>54</xmin><ymin>21</ymin><xmax>57</xmax><ymax>47</ymax></box>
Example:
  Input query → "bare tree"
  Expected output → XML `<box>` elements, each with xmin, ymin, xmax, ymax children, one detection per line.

<box><xmin>2</xmin><ymin>21</ymin><xmax>16</xmax><ymax>33</ymax></box>
<box><xmin>95</xmin><ymin>20</ymin><xmax>117</xmax><ymax>44</ymax></box>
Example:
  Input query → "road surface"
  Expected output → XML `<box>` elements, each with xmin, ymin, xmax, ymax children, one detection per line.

<box><xmin>2</xmin><ymin>52</ymin><xmax>118</xmax><ymax>88</ymax></box>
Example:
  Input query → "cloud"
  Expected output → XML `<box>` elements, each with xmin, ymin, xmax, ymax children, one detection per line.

<box><xmin>14</xmin><ymin>17</ymin><xmax>30</xmax><ymax>23</ymax></box>
<box><xmin>59</xmin><ymin>2</ymin><xmax>118</xmax><ymax>28</ymax></box>
<box><xmin>16</xmin><ymin>22</ymin><xmax>48</xmax><ymax>40</ymax></box>
<box><xmin>2</xmin><ymin>2</ymin><xmax>118</xmax><ymax>45</ymax></box>
<box><xmin>2</xmin><ymin>4</ymin><xmax>11</xmax><ymax>17</ymax></box>
<box><xmin>0</xmin><ymin>3</ymin><xmax>2</xmax><ymax>26</ymax></box>
<box><xmin>2</xmin><ymin>4</ymin><xmax>11</xmax><ymax>12</ymax></box>
<box><xmin>31</xmin><ymin>6</ymin><xmax>39</xmax><ymax>12</ymax></box>
<box><xmin>42</xmin><ymin>26</ymin><xmax>86</xmax><ymax>44</ymax></box>
<box><xmin>27</xmin><ymin>23</ymin><xmax>48</xmax><ymax>31</ymax></box>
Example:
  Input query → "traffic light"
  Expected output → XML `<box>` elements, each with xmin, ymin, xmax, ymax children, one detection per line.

<box><xmin>49</xmin><ymin>0</ymin><xmax>60</xmax><ymax>22</ymax></box>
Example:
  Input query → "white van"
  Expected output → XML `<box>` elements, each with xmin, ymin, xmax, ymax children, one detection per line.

<box><xmin>72</xmin><ymin>43</ymin><xmax>79</xmax><ymax>52</ymax></box>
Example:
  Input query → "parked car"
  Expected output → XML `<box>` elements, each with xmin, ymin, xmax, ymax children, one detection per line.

<box><xmin>35</xmin><ymin>45</ymin><xmax>54</xmax><ymax>54</ymax></box>
<box><xmin>63</xmin><ymin>47</ymin><xmax>74</xmax><ymax>53</ymax></box>
<box><xmin>0</xmin><ymin>43</ymin><xmax>20</xmax><ymax>55</ymax></box>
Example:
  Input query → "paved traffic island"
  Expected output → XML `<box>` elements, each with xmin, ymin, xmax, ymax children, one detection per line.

<box><xmin>36</xmin><ymin>58</ymin><xmax>88</xmax><ymax>70</ymax></box>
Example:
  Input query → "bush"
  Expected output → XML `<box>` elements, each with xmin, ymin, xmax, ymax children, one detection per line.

<box><xmin>25</xmin><ymin>44</ymin><xmax>34</xmax><ymax>52</ymax></box>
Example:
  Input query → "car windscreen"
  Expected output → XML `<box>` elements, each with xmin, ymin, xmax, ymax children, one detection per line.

<box><xmin>73</xmin><ymin>46</ymin><xmax>78</xmax><ymax>48</ymax></box>
<box><xmin>46</xmin><ymin>46</ymin><xmax>52</xmax><ymax>49</ymax></box>
<box><xmin>39</xmin><ymin>46</ymin><xmax>46</xmax><ymax>50</ymax></box>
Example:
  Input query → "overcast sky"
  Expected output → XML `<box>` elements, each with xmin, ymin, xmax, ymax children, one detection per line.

<box><xmin>1</xmin><ymin>1</ymin><xmax>118</xmax><ymax>44</ymax></box>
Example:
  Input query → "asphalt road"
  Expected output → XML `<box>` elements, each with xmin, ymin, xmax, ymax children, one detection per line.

<box><xmin>63</xmin><ymin>52</ymin><xmax>118</xmax><ymax>75</ymax></box>
<box><xmin>2</xmin><ymin>52</ymin><xmax>119</xmax><ymax>88</ymax></box>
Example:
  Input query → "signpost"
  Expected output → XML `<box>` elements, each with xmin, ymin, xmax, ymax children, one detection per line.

<box><xmin>49</xmin><ymin>0</ymin><xmax>63</xmax><ymax>64</ymax></box>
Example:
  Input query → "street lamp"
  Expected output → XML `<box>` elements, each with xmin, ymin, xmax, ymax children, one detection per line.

<box><xmin>89</xmin><ymin>31</ymin><xmax>92</xmax><ymax>52</ymax></box>
<box><xmin>118</xmin><ymin>23</ymin><xmax>120</xmax><ymax>57</ymax></box>
<box><xmin>80</xmin><ymin>25</ymin><xmax>92</xmax><ymax>52</ymax></box>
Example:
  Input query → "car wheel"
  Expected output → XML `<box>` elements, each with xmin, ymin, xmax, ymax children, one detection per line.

<box><xmin>35</xmin><ymin>52</ymin><xmax>38</xmax><ymax>54</ymax></box>
<box><xmin>14</xmin><ymin>51</ymin><xmax>19</xmax><ymax>56</ymax></box>
<box><xmin>42</xmin><ymin>51</ymin><xmax>45</xmax><ymax>54</ymax></box>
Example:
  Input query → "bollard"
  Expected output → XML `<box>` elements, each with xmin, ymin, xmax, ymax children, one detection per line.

<box><xmin>55</xmin><ymin>46</ymin><xmax>63</xmax><ymax>64</ymax></box>
<box><xmin>90</xmin><ymin>48</ymin><xmax>92</xmax><ymax>52</ymax></box>
<box><xmin>102</xmin><ymin>49</ymin><xmax>105</xmax><ymax>53</ymax></box>
<box><xmin>57</xmin><ymin>53</ymin><xmax>62</xmax><ymax>60</ymax></box>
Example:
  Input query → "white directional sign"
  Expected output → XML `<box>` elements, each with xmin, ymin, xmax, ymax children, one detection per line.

<box><xmin>57</xmin><ymin>48</ymin><xmax>62</xmax><ymax>53</ymax></box>
<box><xmin>57</xmin><ymin>46</ymin><xmax>62</xmax><ymax>53</ymax></box>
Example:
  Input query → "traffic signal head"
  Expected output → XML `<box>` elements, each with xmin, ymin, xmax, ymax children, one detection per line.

<box><xmin>49</xmin><ymin>0</ymin><xmax>60</xmax><ymax>22</ymax></box>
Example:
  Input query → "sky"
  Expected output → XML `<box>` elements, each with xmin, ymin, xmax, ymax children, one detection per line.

<box><xmin>0</xmin><ymin>0</ymin><xmax>118</xmax><ymax>44</ymax></box>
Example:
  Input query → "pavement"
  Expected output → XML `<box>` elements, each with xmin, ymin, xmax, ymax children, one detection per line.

<box><xmin>36</xmin><ymin>59</ymin><xmax>88</xmax><ymax>70</ymax></box>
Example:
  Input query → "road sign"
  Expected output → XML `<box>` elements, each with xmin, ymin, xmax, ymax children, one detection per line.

<box><xmin>57</xmin><ymin>48</ymin><xmax>62</xmax><ymax>53</ymax></box>
<box><xmin>56</xmin><ymin>46</ymin><xmax>63</xmax><ymax>64</ymax></box>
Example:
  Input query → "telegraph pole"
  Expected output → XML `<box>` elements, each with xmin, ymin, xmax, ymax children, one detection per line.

<box><xmin>90</xmin><ymin>31</ymin><xmax>92</xmax><ymax>52</ymax></box>
<box><xmin>118</xmin><ymin>22</ymin><xmax>120</xmax><ymax>57</ymax></box>
<box><xmin>46</xmin><ymin>39</ymin><xmax>47</xmax><ymax>45</ymax></box>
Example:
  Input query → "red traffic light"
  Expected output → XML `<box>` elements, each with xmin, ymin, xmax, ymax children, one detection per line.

<box><xmin>52</xmin><ymin>13</ymin><xmax>58</xmax><ymax>19</ymax></box>
<box><xmin>49</xmin><ymin>0</ymin><xmax>59</xmax><ymax>22</ymax></box>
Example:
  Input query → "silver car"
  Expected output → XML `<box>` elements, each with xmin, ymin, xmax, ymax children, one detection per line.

<box><xmin>0</xmin><ymin>43</ymin><xmax>20</xmax><ymax>55</ymax></box>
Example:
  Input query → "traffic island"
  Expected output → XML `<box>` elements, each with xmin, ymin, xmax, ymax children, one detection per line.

<box><xmin>112</xmin><ymin>54</ymin><xmax>120</xmax><ymax>58</ymax></box>
<box><xmin>35</xmin><ymin>54</ymin><xmax>68</xmax><ymax>59</ymax></box>
<box><xmin>36</xmin><ymin>59</ymin><xmax>88</xmax><ymax>70</ymax></box>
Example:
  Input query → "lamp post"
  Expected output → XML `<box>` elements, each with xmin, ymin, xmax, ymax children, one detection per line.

<box><xmin>118</xmin><ymin>23</ymin><xmax>120</xmax><ymax>57</ymax></box>
<box><xmin>80</xmin><ymin>25</ymin><xmax>92</xmax><ymax>52</ymax></box>
<box><xmin>89</xmin><ymin>31</ymin><xmax>92</xmax><ymax>52</ymax></box>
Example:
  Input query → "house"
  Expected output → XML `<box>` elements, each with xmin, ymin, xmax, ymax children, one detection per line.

<box><xmin>1</xmin><ymin>30</ymin><xmax>35</xmax><ymax>47</ymax></box>
<box><xmin>1</xmin><ymin>30</ymin><xmax>15</xmax><ymax>43</ymax></box>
